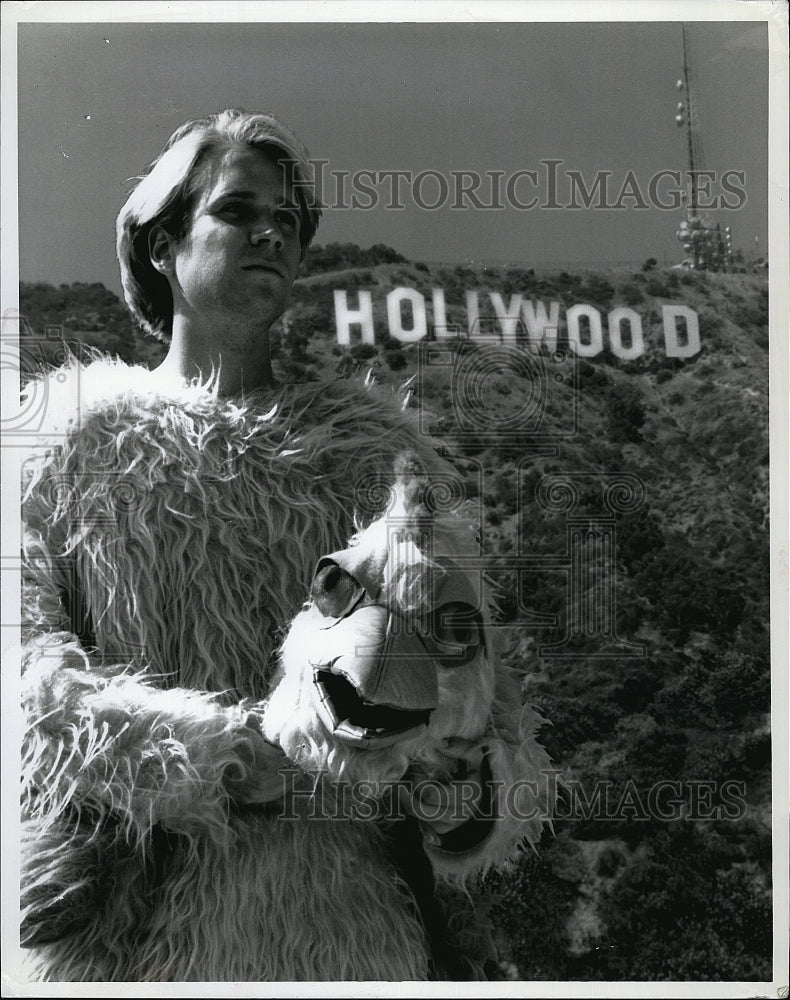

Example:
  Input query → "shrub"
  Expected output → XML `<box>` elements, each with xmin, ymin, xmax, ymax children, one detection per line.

<box><xmin>596</xmin><ymin>828</ymin><xmax>772</xmax><ymax>980</ymax></box>
<box><xmin>645</xmin><ymin>278</ymin><xmax>671</xmax><ymax>297</ymax></box>
<box><xmin>485</xmin><ymin>835</ymin><xmax>584</xmax><ymax>980</ymax></box>
<box><xmin>349</xmin><ymin>342</ymin><xmax>378</xmax><ymax>361</ymax></box>
<box><xmin>580</xmin><ymin>275</ymin><xmax>615</xmax><ymax>310</ymax></box>
<box><xmin>619</xmin><ymin>282</ymin><xmax>645</xmax><ymax>307</ymax></box>
<box><xmin>606</xmin><ymin>382</ymin><xmax>646</xmax><ymax>442</ymax></box>
<box><xmin>597</xmin><ymin>845</ymin><xmax>626</xmax><ymax>878</ymax></box>
<box><xmin>384</xmin><ymin>348</ymin><xmax>407</xmax><ymax>371</ymax></box>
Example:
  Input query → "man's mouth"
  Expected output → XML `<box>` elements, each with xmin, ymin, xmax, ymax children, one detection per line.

<box><xmin>242</xmin><ymin>264</ymin><xmax>284</xmax><ymax>277</ymax></box>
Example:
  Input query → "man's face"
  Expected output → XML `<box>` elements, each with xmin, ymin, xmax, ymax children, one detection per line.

<box><xmin>159</xmin><ymin>145</ymin><xmax>303</xmax><ymax>334</ymax></box>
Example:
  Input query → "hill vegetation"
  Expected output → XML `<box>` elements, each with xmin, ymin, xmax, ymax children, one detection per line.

<box><xmin>17</xmin><ymin>243</ymin><xmax>772</xmax><ymax>981</ymax></box>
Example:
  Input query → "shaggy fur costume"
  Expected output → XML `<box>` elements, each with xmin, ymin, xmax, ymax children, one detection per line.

<box><xmin>20</xmin><ymin>356</ymin><xmax>553</xmax><ymax>982</ymax></box>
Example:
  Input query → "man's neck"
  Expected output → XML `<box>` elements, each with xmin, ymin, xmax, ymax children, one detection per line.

<box><xmin>157</xmin><ymin>318</ymin><xmax>278</xmax><ymax>396</ymax></box>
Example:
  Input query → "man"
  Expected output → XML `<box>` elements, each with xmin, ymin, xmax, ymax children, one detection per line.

<box><xmin>20</xmin><ymin>109</ymin><xmax>551</xmax><ymax>981</ymax></box>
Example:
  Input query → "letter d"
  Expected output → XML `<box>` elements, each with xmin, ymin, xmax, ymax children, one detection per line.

<box><xmin>663</xmin><ymin>305</ymin><xmax>701</xmax><ymax>358</ymax></box>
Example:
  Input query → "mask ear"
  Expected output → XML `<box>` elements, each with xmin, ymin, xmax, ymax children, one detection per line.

<box><xmin>148</xmin><ymin>225</ymin><xmax>178</xmax><ymax>275</ymax></box>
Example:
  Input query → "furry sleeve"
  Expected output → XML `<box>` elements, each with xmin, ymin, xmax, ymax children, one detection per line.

<box><xmin>21</xmin><ymin>522</ymin><xmax>280</xmax><ymax>849</ymax></box>
<box><xmin>21</xmin><ymin>635</ymin><xmax>273</xmax><ymax>845</ymax></box>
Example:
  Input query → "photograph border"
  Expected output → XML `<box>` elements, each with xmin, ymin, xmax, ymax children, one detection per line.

<box><xmin>2</xmin><ymin>2</ymin><xmax>787</xmax><ymax>997</ymax></box>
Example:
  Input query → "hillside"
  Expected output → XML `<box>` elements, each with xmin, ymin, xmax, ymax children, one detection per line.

<box><xmin>16</xmin><ymin>247</ymin><xmax>772</xmax><ymax>981</ymax></box>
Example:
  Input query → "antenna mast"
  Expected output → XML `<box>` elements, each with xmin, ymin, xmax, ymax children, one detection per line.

<box><xmin>674</xmin><ymin>24</ymin><xmax>732</xmax><ymax>271</ymax></box>
<box><xmin>681</xmin><ymin>24</ymin><xmax>698</xmax><ymax>214</ymax></box>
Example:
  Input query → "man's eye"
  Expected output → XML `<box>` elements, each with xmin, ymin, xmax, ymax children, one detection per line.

<box><xmin>218</xmin><ymin>203</ymin><xmax>247</xmax><ymax>221</ymax></box>
<box><xmin>275</xmin><ymin>210</ymin><xmax>299</xmax><ymax>231</ymax></box>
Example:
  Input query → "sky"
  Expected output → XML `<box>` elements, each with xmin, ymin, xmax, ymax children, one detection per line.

<box><xmin>9</xmin><ymin>9</ymin><xmax>772</xmax><ymax>298</ymax></box>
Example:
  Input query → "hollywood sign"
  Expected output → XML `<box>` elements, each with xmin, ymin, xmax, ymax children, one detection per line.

<box><xmin>333</xmin><ymin>288</ymin><xmax>701</xmax><ymax>359</ymax></box>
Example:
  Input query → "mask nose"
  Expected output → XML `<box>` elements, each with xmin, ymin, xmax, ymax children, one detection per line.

<box><xmin>312</xmin><ymin>605</ymin><xmax>439</xmax><ymax>749</ymax></box>
<box><xmin>351</xmin><ymin>607</ymin><xmax>440</xmax><ymax>712</ymax></box>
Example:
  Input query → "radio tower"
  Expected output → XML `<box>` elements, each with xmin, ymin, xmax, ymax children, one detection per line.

<box><xmin>674</xmin><ymin>24</ymin><xmax>732</xmax><ymax>271</ymax></box>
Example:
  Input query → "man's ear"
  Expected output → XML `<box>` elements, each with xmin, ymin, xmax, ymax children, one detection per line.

<box><xmin>148</xmin><ymin>226</ymin><xmax>177</xmax><ymax>275</ymax></box>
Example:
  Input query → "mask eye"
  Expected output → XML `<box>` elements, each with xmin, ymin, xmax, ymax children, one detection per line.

<box><xmin>310</xmin><ymin>562</ymin><xmax>364</xmax><ymax>621</ymax></box>
<box><xmin>427</xmin><ymin>601</ymin><xmax>482</xmax><ymax>667</ymax></box>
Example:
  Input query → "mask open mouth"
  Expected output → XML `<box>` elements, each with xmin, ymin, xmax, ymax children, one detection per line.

<box><xmin>315</xmin><ymin>668</ymin><xmax>432</xmax><ymax>747</ymax></box>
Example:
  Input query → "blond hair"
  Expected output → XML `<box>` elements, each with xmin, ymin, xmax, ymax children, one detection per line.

<box><xmin>116</xmin><ymin>108</ymin><xmax>322</xmax><ymax>341</ymax></box>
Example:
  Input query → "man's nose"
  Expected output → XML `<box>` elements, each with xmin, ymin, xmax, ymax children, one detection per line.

<box><xmin>250</xmin><ymin>225</ymin><xmax>283</xmax><ymax>251</ymax></box>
